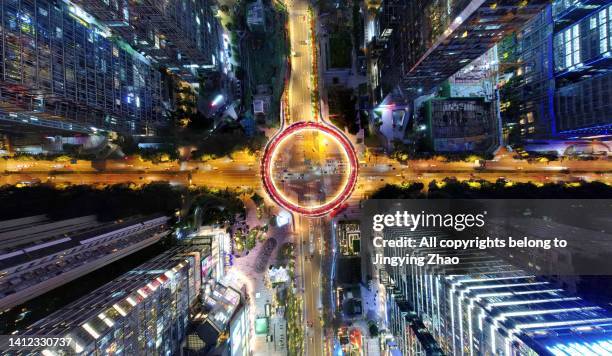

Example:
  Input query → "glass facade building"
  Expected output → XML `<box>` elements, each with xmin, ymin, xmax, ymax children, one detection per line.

<box><xmin>510</xmin><ymin>0</ymin><xmax>611</xmax><ymax>138</ymax></box>
<box><xmin>553</xmin><ymin>3</ymin><xmax>611</xmax><ymax>136</ymax></box>
<box><xmin>70</xmin><ymin>0</ymin><xmax>221</xmax><ymax>80</ymax></box>
<box><xmin>0</xmin><ymin>0</ymin><xmax>165</xmax><ymax>134</ymax></box>
<box><xmin>19</xmin><ymin>248</ymin><xmax>199</xmax><ymax>355</ymax></box>
<box><xmin>368</xmin><ymin>0</ymin><xmax>549</xmax><ymax>104</ymax></box>
<box><xmin>378</xmin><ymin>227</ymin><xmax>612</xmax><ymax>356</ymax></box>
<box><xmin>510</xmin><ymin>6</ymin><xmax>555</xmax><ymax>138</ymax></box>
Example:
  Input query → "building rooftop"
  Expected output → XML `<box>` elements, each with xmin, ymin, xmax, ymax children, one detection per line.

<box><xmin>202</xmin><ymin>282</ymin><xmax>242</xmax><ymax>332</ymax></box>
<box><xmin>0</xmin><ymin>214</ymin><xmax>167</xmax><ymax>269</ymax></box>
<box><xmin>0</xmin><ymin>214</ymin><xmax>170</xmax><ymax>309</ymax></box>
<box><xmin>21</xmin><ymin>249</ymin><xmax>192</xmax><ymax>344</ymax></box>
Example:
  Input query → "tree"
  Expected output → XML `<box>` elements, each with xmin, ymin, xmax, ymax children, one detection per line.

<box><xmin>328</xmin><ymin>87</ymin><xmax>358</xmax><ymax>134</ymax></box>
<box><xmin>368</xmin><ymin>322</ymin><xmax>379</xmax><ymax>337</ymax></box>
<box><xmin>251</xmin><ymin>193</ymin><xmax>264</xmax><ymax>206</ymax></box>
<box><xmin>245</xmin><ymin>231</ymin><xmax>257</xmax><ymax>250</ymax></box>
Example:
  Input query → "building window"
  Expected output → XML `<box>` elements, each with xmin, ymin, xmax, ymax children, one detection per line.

<box><xmin>555</xmin><ymin>24</ymin><xmax>581</xmax><ymax>70</ymax></box>
<box><xmin>598</xmin><ymin>6</ymin><xmax>610</xmax><ymax>54</ymax></box>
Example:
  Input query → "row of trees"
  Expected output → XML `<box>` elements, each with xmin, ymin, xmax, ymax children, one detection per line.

<box><xmin>0</xmin><ymin>183</ymin><xmax>248</xmax><ymax>228</ymax></box>
<box><xmin>371</xmin><ymin>179</ymin><xmax>612</xmax><ymax>199</ymax></box>
<box><xmin>391</xmin><ymin>145</ymin><xmax>494</xmax><ymax>163</ymax></box>
<box><xmin>0</xmin><ymin>182</ymin><xmax>184</xmax><ymax>221</ymax></box>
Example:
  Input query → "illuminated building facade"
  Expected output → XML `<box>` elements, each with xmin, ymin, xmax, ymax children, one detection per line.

<box><xmin>0</xmin><ymin>0</ymin><xmax>166</xmax><ymax>135</ymax></box>
<box><xmin>504</xmin><ymin>6</ymin><xmax>555</xmax><ymax>139</ymax></box>
<box><xmin>0</xmin><ymin>214</ymin><xmax>170</xmax><ymax>310</ymax></box>
<box><xmin>368</xmin><ymin>0</ymin><xmax>550</xmax><ymax>104</ymax></box>
<box><xmin>185</xmin><ymin>225</ymin><xmax>230</xmax><ymax>283</ymax></box>
<box><xmin>70</xmin><ymin>0</ymin><xmax>221</xmax><ymax>80</ymax></box>
<box><xmin>506</xmin><ymin>1</ymin><xmax>611</xmax><ymax>139</ymax></box>
<box><xmin>378</xmin><ymin>227</ymin><xmax>612</xmax><ymax>356</ymax></box>
<box><xmin>229</xmin><ymin>303</ymin><xmax>250</xmax><ymax>356</ymax></box>
<box><xmin>20</xmin><ymin>249</ymin><xmax>197</xmax><ymax>355</ymax></box>
<box><xmin>17</xmin><ymin>223</ymin><xmax>238</xmax><ymax>356</ymax></box>
<box><xmin>552</xmin><ymin>1</ymin><xmax>611</xmax><ymax>137</ymax></box>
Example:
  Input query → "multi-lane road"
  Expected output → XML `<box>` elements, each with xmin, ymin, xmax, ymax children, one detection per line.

<box><xmin>2</xmin><ymin>156</ymin><xmax>609</xmax><ymax>192</ymax></box>
<box><xmin>0</xmin><ymin>1</ymin><xmax>611</xmax><ymax>355</ymax></box>
<box><xmin>285</xmin><ymin>0</ymin><xmax>327</xmax><ymax>354</ymax></box>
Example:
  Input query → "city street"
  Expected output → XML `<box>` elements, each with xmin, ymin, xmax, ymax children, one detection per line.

<box><xmin>0</xmin><ymin>0</ymin><xmax>609</xmax><ymax>353</ymax></box>
<box><xmin>285</xmin><ymin>0</ymin><xmax>330</xmax><ymax>354</ymax></box>
<box><xmin>1</xmin><ymin>162</ymin><xmax>609</xmax><ymax>194</ymax></box>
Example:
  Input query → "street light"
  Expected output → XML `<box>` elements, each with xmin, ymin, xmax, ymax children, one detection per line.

<box><xmin>211</xmin><ymin>94</ymin><xmax>224</xmax><ymax>107</ymax></box>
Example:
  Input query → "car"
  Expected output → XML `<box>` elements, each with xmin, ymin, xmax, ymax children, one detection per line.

<box><xmin>265</xmin><ymin>304</ymin><xmax>272</xmax><ymax>317</ymax></box>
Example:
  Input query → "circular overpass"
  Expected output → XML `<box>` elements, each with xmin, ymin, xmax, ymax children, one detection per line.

<box><xmin>261</xmin><ymin>121</ymin><xmax>358</xmax><ymax>217</ymax></box>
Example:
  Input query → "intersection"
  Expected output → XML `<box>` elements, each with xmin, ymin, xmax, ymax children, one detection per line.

<box><xmin>0</xmin><ymin>1</ymin><xmax>610</xmax><ymax>355</ymax></box>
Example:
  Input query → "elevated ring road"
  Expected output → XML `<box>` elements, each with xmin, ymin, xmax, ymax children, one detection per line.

<box><xmin>261</xmin><ymin>121</ymin><xmax>358</xmax><ymax>216</ymax></box>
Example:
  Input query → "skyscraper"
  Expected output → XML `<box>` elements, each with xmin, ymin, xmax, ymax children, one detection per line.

<box><xmin>503</xmin><ymin>1</ymin><xmax>611</xmax><ymax>139</ymax></box>
<box><xmin>378</xmin><ymin>226</ymin><xmax>612</xmax><ymax>356</ymax></box>
<box><xmin>70</xmin><ymin>0</ymin><xmax>221</xmax><ymax>81</ymax></box>
<box><xmin>0</xmin><ymin>0</ymin><xmax>166</xmax><ymax>135</ymax></box>
<box><xmin>503</xmin><ymin>6</ymin><xmax>555</xmax><ymax>139</ymax></box>
<box><xmin>16</xmin><ymin>229</ymin><xmax>239</xmax><ymax>356</ymax></box>
<box><xmin>552</xmin><ymin>1</ymin><xmax>611</xmax><ymax>137</ymax></box>
<box><xmin>20</xmin><ymin>248</ymin><xmax>196</xmax><ymax>355</ymax></box>
<box><xmin>369</xmin><ymin>0</ymin><xmax>550</xmax><ymax>104</ymax></box>
<box><xmin>0</xmin><ymin>0</ymin><xmax>222</xmax><ymax>137</ymax></box>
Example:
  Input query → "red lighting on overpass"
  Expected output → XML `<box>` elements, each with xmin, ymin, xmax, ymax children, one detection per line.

<box><xmin>261</xmin><ymin>121</ymin><xmax>359</xmax><ymax>217</ymax></box>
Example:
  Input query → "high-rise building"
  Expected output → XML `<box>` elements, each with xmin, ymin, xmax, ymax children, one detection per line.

<box><xmin>70</xmin><ymin>0</ymin><xmax>221</xmax><ymax>81</ymax></box>
<box><xmin>503</xmin><ymin>6</ymin><xmax>555</xmax><ymax>139</ymax></box>
<box><xmin>366</xmin><ymin>0</ymin><xmax>549</xmax><ymax>153</ymax></box>
<box><xmin>552</xmin><ymin>1</ymin><xmax>611</xmax><ymax>137</ymax></box>
<box><xmin>16</xmin><ymin>224</ymin><xmax>241</xmax><ymax>356</ymax></box>
<box><xmin>0</xmin><ymin>214</ymin><xmax>170</xmax><ymax>310</ymax></box>
<box><xmin>0</xmin><ymin>0</ymin><xmax>167</xmax><ymax>135</ymax></box>
<box><xmin>368</xmin><ymin>0</ymin><xmax>549</xmax><ymax>104</ymax></box>
<box><xmin>19</xmin><ymin>247</ymin><xmax>197</xmax><ymax>355</ymax></box>
<box><xmin>504</xmin><ymin>1</ymin><xmax>611</xmax><ymax>139</ymax></box>
<box><xmin>377</xmin><ymin>226</ymin><xmax>612</xmax><ymax>356</ymax></box>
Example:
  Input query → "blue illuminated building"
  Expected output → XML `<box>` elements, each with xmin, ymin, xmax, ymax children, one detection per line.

<box><xmin>511</xmin><ymin>0</ymin><xmax>611</xmax><ymax>139</ymax></box>
<box><xmin>378</xmin><ymin>227</ymin><xmax>612</xmax><ymax>356</ymax></box>
<box><xmin>0</xmin><ymin>0</ymin><xmax>166</xmax><ymax>135</ymax></box>
<box><xmin>553</xmin><ymin>2</ymin><xmax>611</xmax><ymax>137</ymax></box>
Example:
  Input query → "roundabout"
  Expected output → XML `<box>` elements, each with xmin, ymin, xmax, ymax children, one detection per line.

<box><xmin>261</xmin><ymin>121</ymin><xmax>358</xmax><ymax>216</ymax></box>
